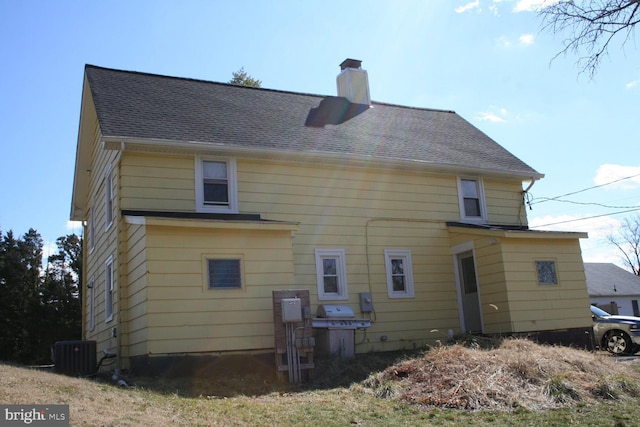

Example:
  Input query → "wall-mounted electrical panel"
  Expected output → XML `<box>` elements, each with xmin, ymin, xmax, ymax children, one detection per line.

<box><xmin>281</xmin><ymin>298</ymin><xmax>303</xmax><ymax>322</ymax></box>
<box><xmin>359</xmin><ymin>292</ymin><xmax>374</xmax><ymax>313</ymax></box>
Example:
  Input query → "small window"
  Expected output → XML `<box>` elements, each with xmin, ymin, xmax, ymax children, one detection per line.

<box><xmin>88</xmin><ymin>208</ymin><xmax>95</xmax><ymax>252</ymax></box>
<box><xmin>88</xmin><ymin>276</ymin><xmax>95</xmax><ymax>331</ymax></box>
<box><xmin>195</xmin><ymin>157</ymin><xmax>238</xmax><ymax>213</ymax></box>
<box><xmin>207</xmin><ymin>259</ymin><xmax>242</xmax><ymax>289</ymax></box>
<box><xmin>457</xmin><ymin>177</ymin><xmax>487</xmax><ymax>222</ymax></box>
<box><xmin>105</xmin><ymin>168</ymin><xmax>114</xmax><ymax>229</ymax></box>
<box><xmin>315</xmin><ymin>249</ymin><xmax>348</xmax><ymax>300</ymax></box>
<box><xmin>535</xmin><ymin>260</ymin><xmax>558</xmax><ymax>285</ymax></box>
<box><xmin>384</xmin><ymin>249</ymin><xmax>415</xmax><ymax>298</ymax></box>
<box><xmin>105</xmin><ymin>256</ymin><xmax>114</xmax><ymax>322</ymax></box>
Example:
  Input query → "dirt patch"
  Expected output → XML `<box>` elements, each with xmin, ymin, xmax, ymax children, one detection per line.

<box><xmin>363</xmin><ymin>338</ymin><xmax>640</xmax><ymax>411</ymax></box>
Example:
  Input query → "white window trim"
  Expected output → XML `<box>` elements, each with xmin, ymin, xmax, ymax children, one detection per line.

<box><xmin>315</xmin><ymin>249</ymin><xmax>348</xmax><ymax>300</ymax></box>
<box><xmin>457</xmin><ymin>177</ymin><xmax>488</xmax><ymax>223</ymax></box>
<box><xmin>195</xmin><ymin>156</ymin><xmax>238</xmax><ymax>213</ymax></box>
<box><xmin>87</xmin><ymin>276</ymin><xmax>95</xmax><ymax>332</ymax></box>
<box><xmin>88</xmin><ymin>208</ymin><xmax>95</xmax><ymax>253</ymax></box>
<box><xmin>105</xmin><ymin>167</ymin><xmax>114</xmax><ymax>230</ymax></box>
<box><xmin>384</xmin><ymin>249</ymin><xmax>415</xmax><ymax>298</ymax></box>
<box><xmin>105</xmin><ymin>256</ymin><xmax>114</xmax><ymax>323</ymax></box>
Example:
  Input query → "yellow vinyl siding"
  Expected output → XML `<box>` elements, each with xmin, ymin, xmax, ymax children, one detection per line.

<box><xmin>142</xmin><ymin>224</ymin><xmax>295</xmax><ymax>355</ymax></box>
<box><xmin>79</xmin><ymin>143</ymin><xmax>587</xmax><ymax>360</ymax></box>
<box><xmin>120</xmin><ymin>153</ymin><xmax>194</xmax><ymax>212</ymax></box>
<box><xmin>483</xmin><ymin>178</ymin><xmax>529</xmax><ymax>226</ymax></box>
<box><xmin>500</xmin><ymin>238</ymin><xmax>590</xmax><ymax>332</ymax></box>
<box><xmin>80</xmin><ymin>113</ymin><xmax>121</xmax><ymax>358</ymax></box>
<box><xmin>449</xmin><ymin>228</ymin><xmax>590</xmax><ymax>335</ymax></box>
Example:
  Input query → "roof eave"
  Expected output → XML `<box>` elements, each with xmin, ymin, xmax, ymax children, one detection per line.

<box><xmin>101</xmin><ymin>136</ymin><xmax>545</xmax><ymax>181</ymax></box>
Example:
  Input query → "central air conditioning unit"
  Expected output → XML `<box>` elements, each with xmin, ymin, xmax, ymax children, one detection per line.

<box><xmin>52</xmin><ymin>340</ymin><xmax>97</xmax><ymax>377</ymax></box>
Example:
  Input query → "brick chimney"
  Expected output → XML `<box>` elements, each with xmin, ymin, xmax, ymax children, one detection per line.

<box><xmin>336</xmin><ymin>59</ymin><xmax>370</xmax><ymax>106</ymax></box>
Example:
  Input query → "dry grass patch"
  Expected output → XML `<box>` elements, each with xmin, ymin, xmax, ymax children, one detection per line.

<box><xmin>363</xmin><ymin>338</ymin><xmax>640</xmax><ymax>411</ymax></box>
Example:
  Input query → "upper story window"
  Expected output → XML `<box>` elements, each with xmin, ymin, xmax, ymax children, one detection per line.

<box><xmin>195</xmin><ymin>156</ymin><xmax>238</xmax><ymax>213</ymax></box>
<box><xmin>384</xmin><ymin>249</ymin><xmax>415</xmax><ymax>298</ymax></box>
<box><xmin>457</xmin><ymin>177</ymin><xmax>487</xmax><ymax>223</ymax></box>
<box><xmin>315</xmin><ymin>249</ymin><xmax>348</xmax><ymax>300</ymax></box>
<box><xmin>105</xmin><ymin>167</ymin><xmax>114</xmax><ymax>229</ymax></box>
<box><xmin>88</xmin><ymin>208</ymin><xmax>95</xmax><ymax>253</ymax></box>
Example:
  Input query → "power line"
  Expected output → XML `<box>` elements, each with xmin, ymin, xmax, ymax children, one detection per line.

<box><xmin>531</xmin><ymin>198</ymin><xmax>640</xmax><ymax>210</ymax></box>
<box><xmin>530</xmin><ymin>207</ymin><xmax>640</xmax><ymax>228</ymax></box>
<box><xmin>529</xmin><ymin>172</ymin><xmax>640</xmax><ymax>206</ymax></box>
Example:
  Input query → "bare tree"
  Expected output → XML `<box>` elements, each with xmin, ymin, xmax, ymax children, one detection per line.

<box><xmin>539</xmin><ymin>0</ymin><xmax>640</xmax><ymax>78</ymax></box>
<box><xmin>607</xmin><ymin>214</ymin><xmax>640</xmax><ymax>275</ymax></box>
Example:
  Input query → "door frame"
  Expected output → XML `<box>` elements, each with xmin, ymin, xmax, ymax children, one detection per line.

<box><xmin>451</xmin><ymin>241</ymin><xmax>484</xmax><ymax>333</ymax></box>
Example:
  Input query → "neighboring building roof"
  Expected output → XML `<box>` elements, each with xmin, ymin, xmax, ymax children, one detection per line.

<box><xmin>83</xmin><ymin>65</ymin><xmax>542</xmax><ymax>179</ymax></box>
<box><xmin>584</xmin><ymin>263</ymin><xmax>640</xmax><ymax>297</ymax></box>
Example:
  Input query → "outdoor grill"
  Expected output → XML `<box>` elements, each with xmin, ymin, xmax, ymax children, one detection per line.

<box><xmin>312</xmin><ymin>304</ymin><xmax>371</xmax><ymax>357</ymax></box>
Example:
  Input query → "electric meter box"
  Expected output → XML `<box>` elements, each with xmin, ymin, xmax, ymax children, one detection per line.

<box><xmin>281</xmin><ymin>298</ymin><xmax>302</xmax><ymax>322</ymax></box>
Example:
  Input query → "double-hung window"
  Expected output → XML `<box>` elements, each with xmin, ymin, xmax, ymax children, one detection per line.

<box><xmin>105</xmin><ymin>256</ymin><xmax>114</xmax><ymax>322</ymax></box>
<box><xmin>196</xmin><ymin>156</ymin><xmax>238</xmax><ymax>213</ymax></box>
<box><xmin>457</xmin><ymin>177</ymin><xmax>487</xmax><ymax>223</ymax></box>
<box><xmin>384</xmin><ymin>249</ymin><xmax>415</xmax><ymax>298</ymax></box>
<box><xmin>88</xmin><ymin>208</ymin><xmax>95</xmax><ymax>253</ymax></box>
<box><xmin>315</xmin><ymin>249</ymin><xmax>348</xmax><ymax>300</ymax></box>
<box><xmin>105</xmin><ymin>167</ymin><xmax>114</xmax><ymax>229</ymax></box>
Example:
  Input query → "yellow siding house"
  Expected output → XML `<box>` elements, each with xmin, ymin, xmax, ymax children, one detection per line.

<box><xmin>70</xmin><ymin>59</ymin><xmax>591</xmax><ymax>375</ymax></box>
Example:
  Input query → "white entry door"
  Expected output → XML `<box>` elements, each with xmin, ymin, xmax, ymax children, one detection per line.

<box><xmin>456</xmin><ymin>250</ymin><xmax>483</xmax><ymax>333</ymax></box>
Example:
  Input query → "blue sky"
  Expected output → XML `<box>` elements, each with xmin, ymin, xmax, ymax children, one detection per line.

<box><xmin>1</xmin><ymin>0</ymin><xmax>638</xmax><ymax>266</ymax></box>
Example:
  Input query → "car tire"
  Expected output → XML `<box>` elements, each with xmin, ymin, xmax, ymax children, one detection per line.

<box><xmin>604</xmin><ymin>331</ymin><xmax>632</xmax><ymax>355</ymax></box>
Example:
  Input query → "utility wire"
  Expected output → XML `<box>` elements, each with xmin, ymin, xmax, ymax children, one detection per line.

<box><xmin>530</xmin><ymin>207</ymin><xmax>640</xmax><ymax>228</ymax></box>
<box><xmin>531</xmin><ymin>198</ymin><xmax>640</xmax><ymax>210</ymax></box>
<box><xmin>529</xmin><ymin>172</ymin><xmax>640</xmax><ymax>206</ymax></box>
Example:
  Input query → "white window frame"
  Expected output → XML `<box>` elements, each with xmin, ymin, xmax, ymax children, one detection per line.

<box><xmin>457</xmin><ymin>177</ymin><xmax>488</xmax><ymax>223</ymax></box>
<box><xmin>105</xmin><ymin>167</ymin><xmax>114</xmax><ymax>230</ymax></box>
<box><xmin>88</xmin><ymin>208</ymin><xmax>95</xmax><ymax>253</ymax></box>
<box><xmin>315</xmin><ymin>249</ymin><xmax>348</xmax><ymax>300</ymax></box>
<box><xmin>105</xmin><ymin>256</ymin><xmax>114</xmax><ymax>322</ymax></box>
<box><xmin>384</xmin><ymin>249</ymin><xmax>415</xmax><ymax>298</ymax></box>
<box><xmin>87</xmin><ymin>276</ymin><xmax>95</xmax><ymax>331</ymax></box>
<box><xmin>195</xmin><ymin>156</ymin><xmax>238</xmax><ymax>213</ymax></box>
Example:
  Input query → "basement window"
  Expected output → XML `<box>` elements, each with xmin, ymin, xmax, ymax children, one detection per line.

<box><xmin>535</xmin><ymin>260</ymin><xmax>558</xmax><ymax>285</ymax></box>
<box><xmin>207</xmin><ymin>258</ymin><xmax>243</xmax><ymax>289</ymax></box>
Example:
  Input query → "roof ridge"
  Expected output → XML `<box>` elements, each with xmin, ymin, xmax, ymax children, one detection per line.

<box><xmin>84</xmin><ymin>64</ymin><xmax>456</xmax><ymax>114</ymax></box>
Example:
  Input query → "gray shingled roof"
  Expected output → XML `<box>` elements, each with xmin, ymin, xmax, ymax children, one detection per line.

<box><xmin>84</xmin><ymin>65</ymin><xmax>541</xmax><ymax>177</ymax></box>
<box><xmin>585</xmin><ymin>263</ymin><xmax>640</xmax><ymax>296</ymax></box>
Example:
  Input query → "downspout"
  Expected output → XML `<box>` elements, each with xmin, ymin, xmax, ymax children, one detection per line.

<box><xmin>518</xmin><ymin>177</ymin><xmax>538</xmax><ymax>227</ymax></box>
